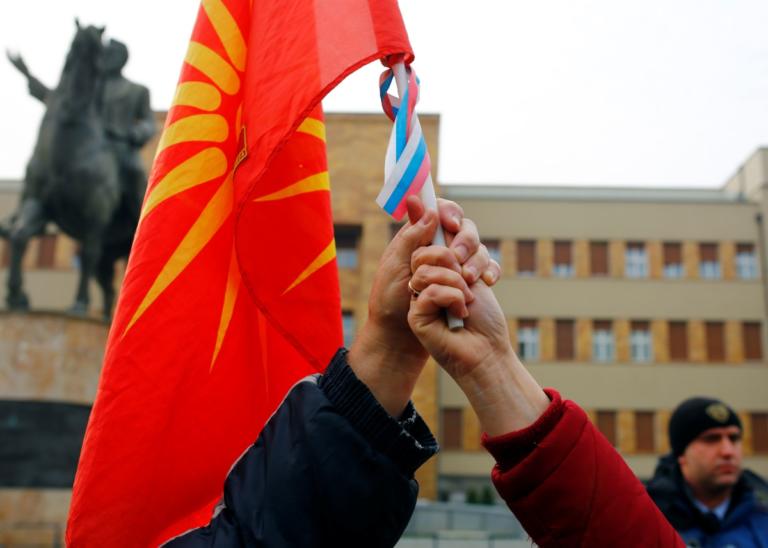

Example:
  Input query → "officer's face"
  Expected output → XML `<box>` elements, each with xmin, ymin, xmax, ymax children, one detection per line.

<box><xmin>678</xmin><ymin>426</ymin><xmax>742</xmax><ymax>494</ymax></box>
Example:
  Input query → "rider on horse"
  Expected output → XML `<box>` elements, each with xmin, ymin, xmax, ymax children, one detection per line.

<box><xmin>8</xmin><ymin>38</ymin><xmax>156</xmax><ymax>220</ymax></box>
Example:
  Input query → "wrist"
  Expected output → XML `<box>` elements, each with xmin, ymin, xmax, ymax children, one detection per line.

<box><xmin>347</xmin><ymin>319</ymin><xmax>428</xmax><ymax>417</ymax></box>
<box><xmin>455</xmin><ymin>349</ymin><xmax>549</xmax><ymax>436</ymax></box>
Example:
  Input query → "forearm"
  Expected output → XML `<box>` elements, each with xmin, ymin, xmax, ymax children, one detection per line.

<box><xmin>347</xmin><ymin>320</ymin><xmax>428</xmax><ymax>418</ymax></box>
<box><xmin>455</xmin><ymin>349</ymin><xmax>550</xmax><ymax>437</ymax></box>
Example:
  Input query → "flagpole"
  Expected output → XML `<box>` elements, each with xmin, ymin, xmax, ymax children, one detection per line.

<box><xmin>392</xmin><ymin>62</ymin><xmax>464</xmax><ymax>330</ymax></box>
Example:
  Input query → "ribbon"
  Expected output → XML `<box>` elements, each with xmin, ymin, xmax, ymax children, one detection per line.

<box><xmin>377</xmin><ymin>66</ymin><xmax>431</xmax><ymax>220</ymax></box>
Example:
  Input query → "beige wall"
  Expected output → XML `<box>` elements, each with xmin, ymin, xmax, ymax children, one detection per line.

<box><xmin>723</xmin><ymin>147</ymin><xmax>768</xmax><ymax>200</ymax></box>
<box><xmin>494</xmin><ymin>278</ymin><xmax>763</xmax><ymax>320</ymax></box>
<box><xmin>440</xmin><ymin>363</ymin><xmax>768</xmax><ymax>411</ymax></box>
<box><xmin>445</xmin><ymin>192</ymin><xmax>760</xmax><ymax>242</ymax></box>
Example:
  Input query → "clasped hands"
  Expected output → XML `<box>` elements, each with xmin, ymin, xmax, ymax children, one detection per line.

<box><xmin>348</xmin><ymin>194</ymin><xmax>550</xmax><ymax>436</ymax></box>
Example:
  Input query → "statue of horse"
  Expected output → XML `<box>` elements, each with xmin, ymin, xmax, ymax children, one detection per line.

<box><xmin>4</xmin><ymin>20</ymin><xmax>135</xmax><ymax>320</ymax></box>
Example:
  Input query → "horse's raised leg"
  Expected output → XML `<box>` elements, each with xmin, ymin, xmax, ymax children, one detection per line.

<box><xmin>70</xmin><ymin>236</ymin><xmax>102</xmax><ymax>316</ymax></box>
<box><xmin>6</xmin><ymin>198</ymin><xmax>46</xmax><ymax>311</ymax></box>
<box><xmin>95</xmin><ymin>246</ymin><xmax>117</xmax><ymax>322</ymax></box>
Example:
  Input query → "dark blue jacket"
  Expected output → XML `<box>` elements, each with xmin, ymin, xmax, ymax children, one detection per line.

<box><xmin>647</xmin><ymin>454</ymin><xmax>768</xmax><ymax>548</ymax></box>
<box><xmin>164</xmin><ymin>350</ymin><xmax>438</xmax><ymax>547</ymax></box>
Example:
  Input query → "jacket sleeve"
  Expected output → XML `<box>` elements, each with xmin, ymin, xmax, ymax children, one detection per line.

<box><xmin>482</xmin><ymin>389</ymin><xmax>683</xmax><ymax>548</ymax></box>
<box><xmin>165</xmin><ymin>349</ymin><xmax>438</xmax><ymax>547</ymax></box>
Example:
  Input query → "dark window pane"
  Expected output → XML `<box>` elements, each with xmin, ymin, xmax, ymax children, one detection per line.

<box><xmin>752</xmin><ymin>413</ymin><xmax>768</xmax><ymax>454</ymax></box>
<box><xmin>556</xmin><ymin>319</ymin><xmax>575</xmax><ymax>360</ymax></box>
<box><xmin>663</xmin><ymin>242</ymin><xmax>682</xmax><ymax>265</ymax></box>
<box><xmin>597</xmin><ymin>411</ymin><xmax>617</xmax><ymax>447</ymax></box>
<box><xmin>593</xmin><ymin>319</ymin><xmax>612</xmax><ymax>332</ymax></box>
<box><xmin>554</xmin><ymin>241</ymin><xmax>572</xmax><ymax>264</ymax></box>
<box><xmin>736</xmin><ymin>243</ymin><xmax>754</xmax><ymax>254</ymax></box>
<box><xmin>631</xmin><ymin>320</ymin><xmax>650</xmax><ymax>332</ymax></box>
<box><xmin>743</xmin><ymin>322</ymin><xmax>763</xmax><ymax>360</ymax></box>
<box><xmin>635</xmin><ymin>411</ymin><xmax>655</xmax><ymax>453</ymax></box>
<box><xmin>441</xmin><ymin>408</ymin><xmax>463</xmax><ymax>450</ymax></box>
<box><xmin>334</xmin><ymin>224</ymin><xmax>362</xmax><ymax>269</ymax></box>
<box><xmin>699</xmin><ymin>243</ymin><xmax>718</xmax><ymax>262</ymax></box>
<box><xmin>669</xmin><ymin>321</ymin><xmax>688</xmax><ymax>361</ymax></box>
<box><xmin>517</xmin><ymin>240</ymin><xmax>536</xmax><ymax>274</ymax></box>
<box><xmin>0</xmin><ymin>400</ymin><xmax>91</xmax><ymax>487</ymax></box>
<box><xmin>590</xmin><ymin>242</ymin><xmax>608</xmax><ymax>275</ymax></box>
<box><xmin>706</xmin><ymin>322</ymin><xmax>725</xmax><ymax>362</ymax></box>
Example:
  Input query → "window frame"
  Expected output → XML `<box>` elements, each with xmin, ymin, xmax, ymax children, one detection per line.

<box><xmin>625</xmin><ymin>242</ymin><xmax>648</xmax><ymax>279</ymax></box>
<box><xmin>630</xmin><ymin>323</ymin><xmax>653</xmax><ymax>363</ymax></box>
<box><xmin>592</xmin><ymin>321</ymin><xmax>615</xmax><ymax>362</ymax></box>
<box><xmin>518</xmin><ymin>321</ymin><xmax>540</xmax><ymax>361</ymax></box>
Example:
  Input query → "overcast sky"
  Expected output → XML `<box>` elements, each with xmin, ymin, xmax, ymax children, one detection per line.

<box><xmin>1</xmin><ymin>1</ymin><xmax>767</xmax><ymax>187</ymax></box>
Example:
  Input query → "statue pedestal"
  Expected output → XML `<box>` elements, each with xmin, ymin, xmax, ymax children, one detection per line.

<box><xmin>0</xmin><ymin>311</ymin><xmax>107</xmax><ymax>547</ymax></box>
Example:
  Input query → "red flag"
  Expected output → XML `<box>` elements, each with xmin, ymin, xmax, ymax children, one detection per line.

<box><xmin>66</xmin><ymin>1</ymin><xmax>412</xmax><ymax>545</ymax></box>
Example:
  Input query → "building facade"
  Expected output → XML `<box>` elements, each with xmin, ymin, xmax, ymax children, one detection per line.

<box><xmin>1</xmin><ymin>115</ymin><xmax>767</xmax><ymax>521</ymax></box>
<box><xmin>438</xmin><ymin>179</ymin><xmax>768</xmax><ymax>497</ymax></box>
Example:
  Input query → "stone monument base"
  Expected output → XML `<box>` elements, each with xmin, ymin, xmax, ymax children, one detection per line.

<box><xmin>0</xmin><ymin>311</ymin><xmax>107</xmax><ymax>547</ymax></box>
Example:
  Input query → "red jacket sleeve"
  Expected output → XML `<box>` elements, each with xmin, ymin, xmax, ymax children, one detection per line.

<box><xmin>482</xmin><ymin>389</ymin><xmax>683</xmax><ymax>547</ymax></box>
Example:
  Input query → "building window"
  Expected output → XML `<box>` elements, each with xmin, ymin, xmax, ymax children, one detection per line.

<box><xmin>37</xmin><ymin>234</ymin><xmax>57</xmax><ymax>269</ymax></box>
<box><xmin>635</xmin><ymin>411</ymin><xmax>656</xmax><ymax>453</ymax></box>
<box><xmin>743</xmin><ymin>322</ymin><xmax>763</xmax><ymax>361</ymax></box>
<box><xmin>625</xmin><ymin>242</ymin><xmax>648</xmax><ymax>278</ymax></box>
<box><xmin>517</xmin><ymin>240</ymin><xmax>536</xmax><ymax>276</ymax></box>
<box><xmin>590</xmin><ymin>241</ymin><xmax>609</xmax><ymax>276</ymax></box>
<box><xmin>441</xmin><ymin>408</ymin><xmax>463</xmax><ymax>450</ymax></box>
<box><xmin>663</xmin><ymin>242</ymin><xmax>684</xmax><ymax>279</ymax></box>
<box><xmin>485</xmin><ymin>239</ymin><xmax>501</xmax><ymax>265</ymax></box>
<box><xmin>669</xmin><ymin>321</ymin><xmax>688</xmax><ymax>361</ymax></box>
<box><xmin>596</xmin><ymin>410</ymin><xmax>617</xmax><ymax>447</ymax></box>
<box><xmin>553</xmin><ymin>241</ymin><xmax>573</xmax><ymax>277</ymax></box>
<box><xmin>705</xmin><ymin>321</ymin><xmax>725</xmax><ymax>362</ymax></box>
<box><xmin>736</xmin><ymin>243</ymin><xmax>758</xmax><ymax>280</ymax></box>
<box><xmin>752</xmin><ymin>413</ymin><xmax>768</xmax><ymax>454</ymax></box>
<box><xmin>699</xmin><ymin>243</ymin><xmax>721</xmax><ymax>279</ymax></box>
<box><xmin>592</xmin><ymin>320</ymin><xmax>615</xmax><ymax>362</ymax></box>
<box><xmin>342</xmin><ymin>311</ymin><xmax>356</xmax><ymax>349</ymax></box>
<box><xmin>335</xmin><ymin>225</ymin><xmax>362</xmax><ymax>269</ymax></box>
<box><xmin>630</xmin><ymin>321</ymin><xmax>653</xmax><ymax>363</ymax></box>
<box><xmin>555</xmin><ymin>319</ymin><xmax>575</xmax><ymax>360</ymax></box>
<box><xmin>518</xmin><ymin>319</ymin><xmax>539</xmax><ymax>361</ymax></box>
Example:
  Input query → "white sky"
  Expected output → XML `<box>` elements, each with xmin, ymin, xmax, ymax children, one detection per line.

<box><xmin>1</xmin><ymin>1</ymin><xmax>767</xmax><ymax>187</ymax></box>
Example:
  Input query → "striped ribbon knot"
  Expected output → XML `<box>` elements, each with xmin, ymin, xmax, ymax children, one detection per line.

<box><xmin>377</xmin><ymin>66</ymin><xmax>431</xmax><ymax>220</ymax></box>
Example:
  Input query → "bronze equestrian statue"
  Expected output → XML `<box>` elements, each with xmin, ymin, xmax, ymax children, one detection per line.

<box><xmin>4</xmin><ymin>20</ymin><xmax>156</xmax><ymax>320</ymax></box>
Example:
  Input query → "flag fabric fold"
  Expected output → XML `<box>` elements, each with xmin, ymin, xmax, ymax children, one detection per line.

<box><xmin>66</xmin><ymin>0</ymin><xmax>412</xmax><ymax>545</ymax></box>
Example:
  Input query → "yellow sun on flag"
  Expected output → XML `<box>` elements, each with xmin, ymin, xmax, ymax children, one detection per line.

<box><xmin>122</xmin><ymin>0</ymin><xmax>336</xmax><ymax>371</ymax></box>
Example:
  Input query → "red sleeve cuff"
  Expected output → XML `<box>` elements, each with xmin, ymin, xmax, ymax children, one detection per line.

<box><xmin>481</xmin><ymin>388</ymin><xmax>565</xmax><ymax>470</ymax></box>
